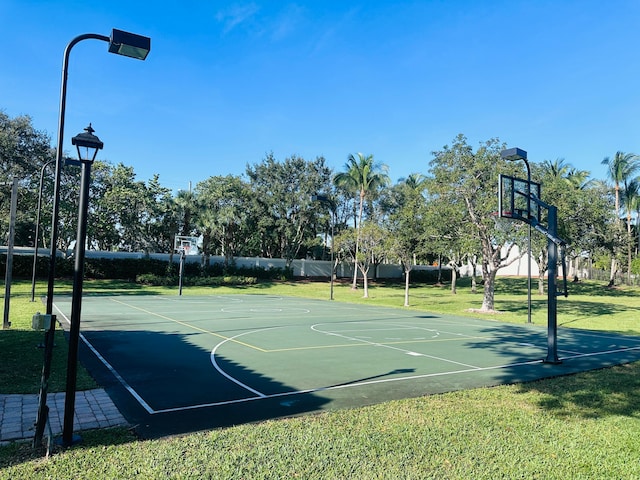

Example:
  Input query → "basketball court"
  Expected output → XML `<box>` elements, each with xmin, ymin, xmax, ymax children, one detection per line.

<box><xmin>52</xmin><ymin>293</ymin><xmax>640</xmax><ymax>439</ymax></box>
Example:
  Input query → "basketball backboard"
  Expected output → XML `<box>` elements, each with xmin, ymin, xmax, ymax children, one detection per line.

<box><xmin>498</xmin><ymin>174</ymin><xmax>541</xmax><ymax>225</ymax></box>
<box><xmin>174</xmin><ymin>235</ymin><xmax>199</xmax><ymax>255</ymax></box>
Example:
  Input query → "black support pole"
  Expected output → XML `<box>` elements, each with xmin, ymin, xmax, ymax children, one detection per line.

<box><xmin>545</xmin><ymin>205</ymin><xmax>561</xmax><ymax>364</ymax></box>
<box><xmin>61</xmin><ymin>161</ymin><xmax>93</xmax><ymax>446</ymax></box>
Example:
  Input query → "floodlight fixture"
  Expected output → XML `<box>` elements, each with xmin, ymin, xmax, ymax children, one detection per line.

<box><xmin>501</xmin><ymin>147</ymin><xmax>528</xmax><ymax>162</ymax></box>
<box><xmin>108</xmin><ymin>28</ymin><xmax>151</xmax><ymax>60</ymax></box>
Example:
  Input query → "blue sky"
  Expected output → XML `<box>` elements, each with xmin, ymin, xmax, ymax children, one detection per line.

<box><xmin>2</xmin><ymin>1</ymin><xmax>639</xmax><ymax>192</ymax></box>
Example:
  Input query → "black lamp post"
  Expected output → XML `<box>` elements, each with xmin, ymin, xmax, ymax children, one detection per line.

<box><xmin>311</xmin><ymin>195</ymin><xmax>337</xmax><ymax>300</ymax></box>
<box><xmin>34</xmin><ymin>28</ymin><xmax>150</xmax><ymax>448</ymax></box>
<box><xmin>501</xmin><ymin>147</ymin><xmax>532</xmax><ymax>324</ymax></box>
<box><xmin>61</xmin><ymin>124</ymin><xmax>103</xmax><ymax>447</ymax></box>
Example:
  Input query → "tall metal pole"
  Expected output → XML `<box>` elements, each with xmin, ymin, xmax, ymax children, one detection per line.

<box><xmin>524</xmin><ymin>160</ymin><xmax>532</xmax><ymax>324</ymax></box>
<box><xmin>35</xmin><ymin>29</ymin><xmax>150</xmax><ymax>449</ymax></box>
<box><xmin>31</xmin><ymin>160</ymin><xmax>55</xmax><ymax>302</ymax></box>
<box><xmin>330</xmin><ymin>209</ymin><xmax>335</xmax><ymax>300</ymax></box>
<box><xmin>35</xmin><ymin>33</ymin><xmax>109</xmax><ymax>450</ymax></box>
<box><xmin>46</xmin><ymin>33</ymin><xmax>109</xmax><ymax>317</ymax></box>
<box><xmin>3</xmin><ymin>178</ymin><xmax>18</xmax><ymax>329</ymax></box>
<box><xmin>545</xmin><ymin>205</ymin><xmax>561</xmax><ymax>364</ymax></box>
<box><xmin>61</xmin><ymin>160</ymin><xmax>93</xmax><ymax>446</ymax></box>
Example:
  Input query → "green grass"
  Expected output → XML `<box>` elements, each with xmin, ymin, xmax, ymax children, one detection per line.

<box><xmin>2</xmin><ymin>363</ymin><xmax>640</xmax><ymax>478</ymax></box>
<box><xmin>1</xmin><ymin>277</ymin><xmax>639</xmax><ymax>478</ymax></box>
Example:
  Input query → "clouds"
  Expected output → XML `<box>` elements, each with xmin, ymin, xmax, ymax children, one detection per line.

<box><xmin>216</xmin><ymin>3</ymin><xmax>261</xmax><ymax>34</ymax></box>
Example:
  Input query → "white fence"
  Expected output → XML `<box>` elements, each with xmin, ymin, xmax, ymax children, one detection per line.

<box><xmin>2</xmin><ymin>245</ymin><xmax>547</xmax><ymax>280</ymax></box>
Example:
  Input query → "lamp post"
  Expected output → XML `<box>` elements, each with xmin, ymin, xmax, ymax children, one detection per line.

<box><xmin>31</xmin><ymin>159</ymin><xmax>56</xmax><ymax>302</ymax></box>
<box><xmin>61</xmin><ymin>124</ymin><xmax>103</xmax><ymax>447</ymax></box>
<box><xmin>34</xmin><ymin>28</ymin><xmax>150</xmax><ymax>449</ymax></box>
<box><xmin>311</xmin><ymin>195</ymin><xmax>337</xmax><ymax>300</ymax></box>
<box><xmin>501</xmin><ymin>147</ymin><xmax>532</xmax><ymax>324</ymax></box>
<box><xmin>46</xmin><ymin>29</ymin><xmax>150</xmax><ymax>317</ymax></box>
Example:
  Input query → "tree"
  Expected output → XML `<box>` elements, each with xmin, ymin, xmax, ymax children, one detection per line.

<box><xmin>174</xmin><ymin>189</ymin><xmax>197</xmax><ymax>238</ymax></box>
<box><xmin>194</xmin><ymin>175</ymin><xmax>250</xmax><ymax>266</ymax></box>
<box><xmin>333</xmin><ymin>153</ymin><xmax>390</xmax><ymax>289</ymax></box>
<box><xmin>141</xmin><ymin>175</ymin><xmax>176</xmax><ymax>253</ymax></box>
<box><xmin>601</xmin><ymin>152</ymin><xmax>639</xmax><ymax>219</ymax></box>
<box><xmin>246</xmin><ymin>154</ymin><xmax>332</xmax><ymax>266</ymax></box>
<box><xmin>0</xmin><ymin>112</ymin><xmax>54</xmax><ymax>246</ymax></box>
<box><xmin>381</xmin><ymin>175</ymin><xmax>428</xmax><ymax>305</ymax></box>
<box><xmin>601</xmin><ymin>151</ymin><xmax>639</xmax><ymax>285</ymax></box>
<box><xmin>334</xmin><ymin>222</ymin><xmax>387</xmax><ymax>298</ymax></box>
<box><xmin>428</xmin><ymin>135</ymin><xmax>522</xmax><ymax>312</ymax></box>
<box><xmin>621</xmin><ymin>178</ymin><xmax>640</xmax><ymax>283</ymax></box>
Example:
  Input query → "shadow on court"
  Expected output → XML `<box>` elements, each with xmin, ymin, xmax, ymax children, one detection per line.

<box><xmin>60</xmin><ymin>294</ymin><xmax>640</xmax><ymax>440</ymax></box>
<box><xmin>78</xmin><ymin>328</ymin><xmax>332</xmax><ymax>439</ymax></box>
<box><xmin>465</xmin><ymin>324</ymin><xmax>640</xmax><ymax>386</ymax></box>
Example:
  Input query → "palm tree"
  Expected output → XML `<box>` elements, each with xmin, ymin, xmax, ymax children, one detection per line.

<box><xmin>622</xmin><ymin>178</ymin><xmax>640</xmax><ymax>282</ymax></box>
<box><xmin>174</xmin><ymin>189</ymin><xmax>197</xmax><ymax>237</ymax></box>
<box><xmin>542</xmin><ymin>158</ymin><xmax>571</xmax><ymax>180</ymax></box>
<box><xmin>334</xmin><ymin>153</ymin><xmax>390</xmax><ymax>289</ymax></box>
<box><xmin>601</xmin><ymin>152</ymin><xmax>639</xmax><ymax>285</ymax></box>
<box><xmin>397</xmin><ymin>173</ymin><xmax>428</xmax><ymax>192</ymax></box>
<box><xmin>601</xmin><ymin>152</ymin><xmax>640</xmax><ymax>220</ymax></box>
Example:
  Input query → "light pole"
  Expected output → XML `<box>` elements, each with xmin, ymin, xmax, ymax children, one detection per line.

<box><xmin>501</xmin><ymin>147</ymin><xmax>532</xmax><ymax>324</ymax></box>
<box><xmin>311</xmin><ymin>194</ymin><xmax>337</xmax><ymax>300</ymax></box>
<box><xmin>61</xmin><ymin>124</ymin><xmax>104</xmax><ymax>447</ymax></box>
<box><xmin>34</xmin><ymin>28</ymin><xmax>150</xmax><ymax>449</ymax></box>
<box><xmin>45</xmin><ymin>29</ymin><xmax>150</xmax><ymax>317</ymax></box>
<box><xmin>31</xmin><ymin>159</ymin><xmax>56</xmax><ymax>302</ymax></box>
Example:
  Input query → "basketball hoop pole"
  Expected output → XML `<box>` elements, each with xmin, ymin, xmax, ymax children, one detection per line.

<box><xmin>498</xmin><ymin>169</ymin><xmax>567</xmax><ymax>364</ymax></box>
<box><xmin>179</xmin><ymin>250</ymin><xmax>185</xmax><ymax>296</ymax></box>
<box><xmin>528</xmin><ymin>196</ymin><xmax>566</xmax><ymax>364</ymax></box>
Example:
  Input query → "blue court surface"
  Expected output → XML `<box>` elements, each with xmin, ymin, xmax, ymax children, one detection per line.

<box><xmin>52</xmin><ymin>294</ymin><xmax>640</xmax><ymax>439</ymax></box>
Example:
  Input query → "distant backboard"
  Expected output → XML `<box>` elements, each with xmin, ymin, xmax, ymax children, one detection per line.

<box><xmin>498</xmin><ymin>174</ymin><xmax>541</xmax><ymax>224</ymax></box>
<box><xmin>174</xmin><ymin>235</ymin><xmax>199</xmax><ymax>255</ymax></box>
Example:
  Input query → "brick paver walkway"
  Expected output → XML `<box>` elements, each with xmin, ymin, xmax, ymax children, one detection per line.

<box><xmin>0</xmin><ymin>389</ymin><xmax>128</xmax><ymax>444</ymax></box>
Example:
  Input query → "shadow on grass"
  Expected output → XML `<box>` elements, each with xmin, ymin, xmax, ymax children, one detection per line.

<box><xmin>462</xmin><ymin>319</ymin><xmax>640</xmax><ymax>420</ymax></box>
<box><xmin>516</xmin><ymin>362</ymin><xmax>640</xmax><ymax>419</ymax></box>
<box><xmin>0</xmin><ymin>329</ymin><xmax>95</xmax><ymax>394</ymax></box>
<box><xmin>0</xmin><ymin>426</ymin><xmax>135</xmax><ymax>469</ymax></box>
<box><xmin>497</xmin><ymin>298</ymin><xmax>633</xmax><ymax>321</ymax></box>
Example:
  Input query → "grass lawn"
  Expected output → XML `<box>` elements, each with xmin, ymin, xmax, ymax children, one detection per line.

<box><xmin>1</xmin><ymin>277</ymin><xmax>639</xmax><ymax>478</ymax></box>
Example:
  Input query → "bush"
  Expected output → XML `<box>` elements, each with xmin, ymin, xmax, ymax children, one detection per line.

<box><xmin>411</xmin><ymin>268</ymin><xmax>452</xmax><ymax>283</ymax></box>
<box><xmin>135</xmin><ymin>273</ymin><xmax>176</xmax><ymax>286</ymax></box>
<box><xmin>135</xmin><ymin>273</ymin><xmax>258</xmax><ymax>287</ymax></box>
<box><xmin>0</xmin><ymin>253</ymin><xmax>292</xmax><ymax>281</ymax></box>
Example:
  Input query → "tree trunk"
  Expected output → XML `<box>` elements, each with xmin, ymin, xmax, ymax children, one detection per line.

<box><xmin>360</xmin><ymin>264</ymin><xmax>369</xmax><ymax>298</ymax></box>
<box><xmin>352</xmin><ymin>190</ymin><xmax>365</xmax><ymax>290</ymax></box>
<box><xmin>451</xmin><ymin>266</ymin><xmax>457</xmax><ymax>294</ymax></box>
<box><xmin>535</xmin><ymin>252</ymin><xmax>547</xmax><ymax>296</ymax></box>
<box><xmin>627</xmin><ymin>215</ymin><xmax>632</xmax><ymax>284</ymax></box>
<box><xmin>609</xmin><ymin>257</ymin><xmax>617</xmax><ymax>287</ymax></box>
<box><xmin>470</xmin><ymin>256</ymin><xmax>478</xmax><ymax>293</ymax></box>
<box><xmin>480</xmin><ymin>269</ymin><xmax>497</xmax><ymax>311</ymax></box>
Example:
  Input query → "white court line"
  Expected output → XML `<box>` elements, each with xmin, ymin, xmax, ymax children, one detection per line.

<box><xmin>53</xmin><ymin>303</ymin><xmax>155</xmax><ymax>414</ymax></box>
<box><xmin>54</xmin><ymin>299</ymin><xmax>640</xmax><ymax>416</ymax></box>
<box><xmin>154</xmin><ymin>345</ymin><xmax>640</xmax><ymax>414</ymax></box>
<box><xmin>311</xmin><ymin>323</ymin><xmax>480</xmax><ymax>369</ymax></box>
<box><xmin>152</xmin><ymin>358</ymin><xmax>544</xmax><ymax>414</ymax></box>
<box><xmin>209</xmin><ymin>329</ymin><xmax>275</xmax><ymax>398</ymax></box>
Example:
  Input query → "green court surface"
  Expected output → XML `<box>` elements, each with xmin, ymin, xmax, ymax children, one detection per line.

<box><xmin>53</xmin><ymin>294</ymin><xmax>640</xmax><ymax>439</ymax></box>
